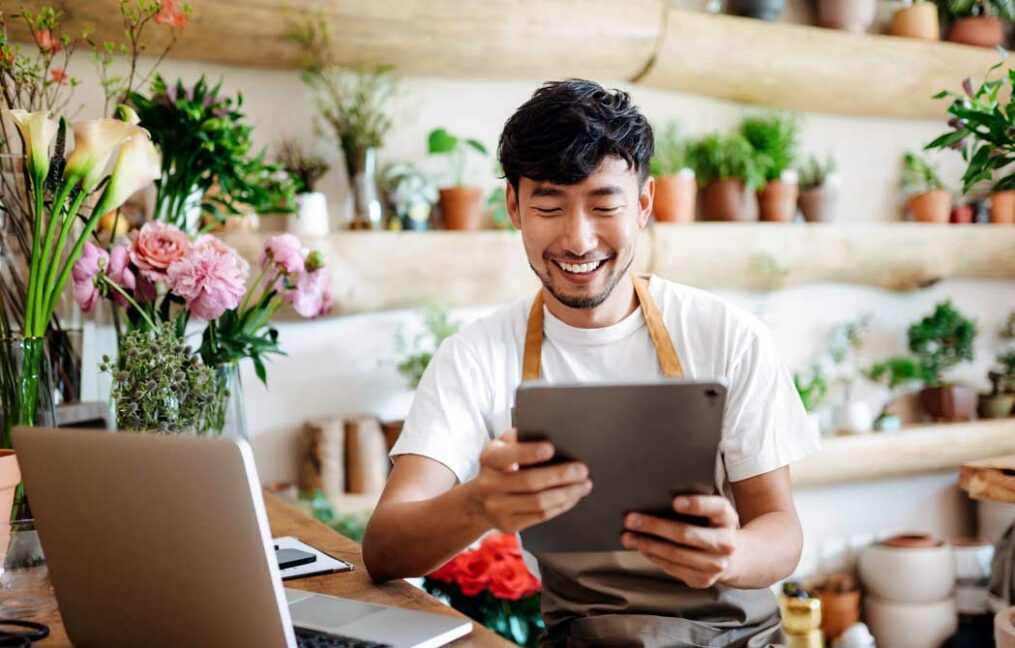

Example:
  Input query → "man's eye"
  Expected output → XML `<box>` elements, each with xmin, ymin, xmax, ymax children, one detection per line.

<box><xmin>594</xmin><ymin>207</ymin><xmax>621</xmax><ymax>214</ymax></box>
<box><xmin>534</xmin><ymin>207</ymin><xmax>562</xmax><ymax>215</ymax></box>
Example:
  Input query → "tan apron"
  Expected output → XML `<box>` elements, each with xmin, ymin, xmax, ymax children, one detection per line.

<box><xmin>521</xmin><ymin>275</ymin><xmax>785</xmax><ymax>648</ymax></box>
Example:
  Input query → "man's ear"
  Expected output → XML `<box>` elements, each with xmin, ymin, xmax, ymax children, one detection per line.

<box><xmin>506</xmin><ymin>181</ymin><xmax>522</xmax><ymax>230</ymax></box>
<box><xmin>638</xmin><ymin>176</ymin><xmax>654</xmax><ymax>229</ymax></box>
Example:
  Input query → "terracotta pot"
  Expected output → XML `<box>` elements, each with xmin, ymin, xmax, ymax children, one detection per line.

<box><xmin>798</xmin><ymin>185</ymin><xmax>839</xmax><ymax>222</ymax></box>
<box><xmin>890</xmin><ymin>3</ymin><xmax>941</xmax><ymax>40</ymax></box>
<box><xmin>950</xmin><ymin>203</ymin><xmax>974</xmax><ymax>224</ymax></box>
<box><xmin>978</xmin><ymin>393</ymin><xmax>1015</xmax><ymax>419</ymax></box>
<box><xmin>757</xmin><ymin>180</ymin><xmax>799</xmax><ymax>222</ymax></box>
<box><xmin>948</xmin><ymin>16</ymin><xmax>1004</xmax><ymax>48</ymax></box>
<box><xmin>990</xmin><ymin>190</ymin><xmax>1015</xmax><ymax>224</ymax></box>
<box><xmin>919</xmin><ymin>385</ymin><xmax>978</xmax><ymax>422</ymax></box>
<box><xmin>381</xmin><ymin>420</ymin><xmax>404</xmax><ymax>452</ymax></box>
<box><xmin>727</xmin><ymin>0</ymin><xmax>786</xmax><ymax>21</ymax></box>
<box><xmin>817</xmin><ymin>0</ymin><xmax>877</xmax><ymax>33</ymax></box>
<box><xmin>653</xmin><ymin>172</ymin><xmax>697</xmax><ymax>223</ymax></box>
<box><xmin>0</xmin><ymin>450</ymin><xmax>20</xmax><ymax>560</ymax></box>
<box><xmin>439</xmin><ymin>187</ymin><xmax>484</xmax><ymax>230</ymax></box>
<box><xmin>700</xmin><ymin>179</ymin><xmax>756</xmax><ymax>222</ymax></box>
<box><xmin>818</xmin><ymin>589</ymin><xmax>861</xmax><ymax>641</ymax></box>
<box><xmin>907</xmin><ymin>189</ymin><xmax>951</xmax><ymax>223</ymax></box>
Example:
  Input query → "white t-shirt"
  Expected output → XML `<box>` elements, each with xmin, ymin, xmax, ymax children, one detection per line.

<box><xmin>391</xmin><ymin>275</ymin><xmax>819</xmax><ymax>496</ymax></box>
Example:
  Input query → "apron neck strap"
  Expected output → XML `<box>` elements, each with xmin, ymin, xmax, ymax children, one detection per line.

<box><xmin>522</xmin><ymin>274</ymin><xmax>684</xmax><ymax>381</ymax></box>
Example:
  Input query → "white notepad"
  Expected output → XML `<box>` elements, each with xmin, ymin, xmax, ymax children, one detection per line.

<box><xmin>273</xmin><ymin>535</ymin><xmax>355</xmax><ymax>580</ymax></box>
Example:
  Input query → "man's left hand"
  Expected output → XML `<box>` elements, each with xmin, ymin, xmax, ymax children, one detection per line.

<box><xmin>621</xmin><ymin>495</ymin><xmax>740</xmax><ymax>589</ymax></box>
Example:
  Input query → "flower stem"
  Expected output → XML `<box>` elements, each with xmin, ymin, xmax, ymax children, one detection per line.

<box><xmin>25</xmin><ymin>178</ymin><xmax>45</xmax><ymax>336</ymax></box>
<box><xmin>102</xmin><ymin>278</ymin><xmax>156</xmax><ymax>330</ymax></box>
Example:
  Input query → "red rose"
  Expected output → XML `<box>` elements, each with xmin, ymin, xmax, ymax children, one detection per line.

<box><xmin>480</xmin><ymin>533</ymin><xmax>522</xmax><ymax>561</ymax></box>
<box><xmin>488</xmin><ymin>558</ymin><xmax>540</xmax><ymax>601</ymax></box>
<box><xmin>454</xmin><ymin>550</ymin><xmax>492</xmax><ymax>596</ymax></box>
<box><xmin>427</xmin><ymin>558</ymin><xmax>458</xmax><ymax>584</ymax></box>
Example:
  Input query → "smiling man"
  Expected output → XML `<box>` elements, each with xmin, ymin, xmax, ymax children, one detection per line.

<box><xmin>363</xmin><ymin>80</ymin><xmax>819</xmax><ymax>647</ymax></box>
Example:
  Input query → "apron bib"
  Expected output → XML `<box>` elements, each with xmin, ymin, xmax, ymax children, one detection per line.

<box><xmin>521</xmin><ymin>275</ymin><xmax>785</xmax><ymax>648</ymax></box>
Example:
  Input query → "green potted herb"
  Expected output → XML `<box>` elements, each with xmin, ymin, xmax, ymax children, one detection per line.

<box><xmin>797</xmin><ymin>154</ymin><xmax>840</xmax><ymax>222</ymax></box>
<box><xmin>380</xmin><ymin>162</ymin><xmax>438</xmax><ymax>231</ymax></box>
<box><xmin>793</xmin><ymin>368</ymin><xmax>828</xmax><ymax>435</ymax></box>
<box><xmin>428</xmin><ymin>128</ymin><xmax>489</xmax><ymax>230</ymax></box>
<box><xmin>865</xmin><ymin>357</ymin><xmax>921</xmax><ymax>431</ymax></box>
<box><xmin>937</xmin><ymin>0</ymin><xmax>1012</xmax><ymax>47</ymax></box>
<box><xmin>396</xmin><ymin>305</ymin><xmax>461</xmax><ymax>388</ymax></box>
<box><xmin>890</xmin><ymin>0</ymin><xmax>942</xmax><ymax>40</ymax></box>
<box><xmin>740</xmin><ymin>113</ymin><xmax>801</xmax><ymax>223</ymax></box>
<box><xmin>900</xmin><ymin>152</ymin><xmax>951</xmax><ymax>223</ymax></box>
<box><xmin>649</xmin><ymin>121</ymin><xmax>696</xmax><ymax>224</ymax></box>
<box><xmin>274</xmin><ymin>139</ymin><xmax>331</xmax><ymax>237</ymax></box>
<box><xmin>686</xmin><ymin>133</ymin><xmax>763</xmax><ymax>222</ymax></box>
<box><xmin>907</xmin><ymin>301</ymin><xmax>978</xmax><ymax>421</ymax></box>
<box><xmin>979</xmin><ymin>312</ymin><xmax>1015</xmax><ymax>417</ymax></box>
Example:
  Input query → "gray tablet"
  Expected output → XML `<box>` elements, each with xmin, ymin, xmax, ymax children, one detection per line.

<box><xmin>515</xmin><ymin>380</ymin><xmax>726</xmax><ymax>554</ymax></box>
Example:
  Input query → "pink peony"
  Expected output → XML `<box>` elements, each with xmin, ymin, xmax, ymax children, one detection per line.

<box><xmin>288</xmin><ymin>268</ymin><xmax>333</xmax><ymax>318</ymax></box>
<box><xmin>261</xmin><ymin>233</ymin><xmax>305</xmax><ymax>275</ymax></box>
<box><xmin>194</xmin><ymin>234</ymin><xmax>250</xmax><ymax>277</ymax></box>
<box><xmin>71</xmin><ymin>242</ymin><xmax>109</xmax><ymax>312</ymax></box>
<box><xmin>105</xmin><ymin>245</ymin><xmax>136</xmax><ymax>307</ymax></box>
<box><xmin>167</xmin><ymin>244</ymin><xmax>248</xmax><ymax>321</ymax></box>
<box><xmin>130</xmin><ymin>221</ymin><xmax>190</xmax><ymax>282</ymax></box>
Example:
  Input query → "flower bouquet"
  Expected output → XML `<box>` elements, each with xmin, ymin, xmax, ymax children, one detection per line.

<box><xmin>424</xmin><ymin>534</ymin><xmax>543</xmax><ymax>647</ymax></box>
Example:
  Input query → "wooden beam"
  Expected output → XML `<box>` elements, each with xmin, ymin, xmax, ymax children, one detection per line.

<box><xmin>637</xmin><ymin>9</ymin><xmax>1013</xmax><ymax>119</ymax></box>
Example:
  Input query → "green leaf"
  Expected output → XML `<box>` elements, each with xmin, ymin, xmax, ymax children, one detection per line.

<box><xmin>924</xmin><ymin>129</ymin><xmax>967</xmax><ymax>151</ymax></box>
<box><xmin>427</xmin><ymin>128</ymin><xmax>458</xmax><ymax>154</ymax></box>
<box><xmin>465</xmin><ymin>138</ymin><xmax>488</xmax><ymax>155</ymax></box>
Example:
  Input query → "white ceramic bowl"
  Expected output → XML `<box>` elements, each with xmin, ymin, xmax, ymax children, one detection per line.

<box><xmin>858</xmin><ymin>542</ymin><xmax>954</xmax><ymax>603</ymax></box>
<box><xmin>864</xmin><ymin>595</ymin><xmax>957</xmax><ymax>648</ymax></box>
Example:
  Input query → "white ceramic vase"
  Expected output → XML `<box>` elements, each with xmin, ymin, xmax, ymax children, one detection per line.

<box><xmin>834</xmin><ymin>400</ymin><xmax>874</xmax><ymax>435</ymax></box>
<box><xmin>288</xmin><ymin>192</ymin><xmax>330</xmax><ymax>237</ymax></box>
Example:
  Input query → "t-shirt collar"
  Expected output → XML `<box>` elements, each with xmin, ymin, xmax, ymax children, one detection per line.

<box><xmin>542</xmin><ymin>297</ymin><xmax>648</xmax><ymax>347</ymax></box>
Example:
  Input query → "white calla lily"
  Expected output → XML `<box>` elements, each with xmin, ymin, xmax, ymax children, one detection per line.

<box><xmin>64</xmin><ymin>119</ymin><xmax>146</xmax><ymax>191</ymax></box>
<box><xmin>95</xmin><ymin>132</ymin><xmax>161</xmax><ymax>215</ymax></box>
<box><xmin>7</xmin><ymin>109</ymin><xmax>58</xmax><ymax>184</ymax></box>
<box><xmin>114</xmin><ymin>104</ymin><xmax>141</xmax><ymax>125</ymax></box>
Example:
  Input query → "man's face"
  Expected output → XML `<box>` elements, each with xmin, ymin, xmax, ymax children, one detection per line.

<box><xmin>507</xmin><ymin>157</ymin><xmax>653</xmax><ymax>310</ymax></box>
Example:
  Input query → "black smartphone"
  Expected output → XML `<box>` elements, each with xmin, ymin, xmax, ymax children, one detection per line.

<box><xmin>276</xmin><ymin>548</ymin><xmax>317</xmax><ymax>570</ymax></box>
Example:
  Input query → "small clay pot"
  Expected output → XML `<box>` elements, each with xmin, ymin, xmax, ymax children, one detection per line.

<box><xmin>990</xmin><ymin>190</ymin><xmax>1015</xmax><ymax>224</ymax></box>
<box><xmin>653</xmin><ymin>172</ymin><xmax>697</xmax><ymax>223</ymax></box>
<box><xmin>978</xmin><ymin>393</ymin><xmax>1015</xmax><ymax>419</ymax></box>
<box><xmin>819</xmin><ymin>588</ymin><xmax>861</xmax><ymax>642</ymax></box>
<box><xmin>950</xmin><ymin>203</ymin><xmax>974</xmax><ymax>224</ymax></box>
<box><xmin>817</xmin><ymin>0</ymin><xmax>876</xmax><ymax>33</ymax></box>
<box><xmin>700</xmin><ymin>178</ymin><xmax>756</xmax><ymax>222</ymax></box>
<box><xmin>908</xmin><ymin>189</ymin><xmax>951</xmax><ymax>223</ymax></box>
<box><xmin>919</xmin><ymin>385</ymin><xmax>978</xmax><ymax>422</ymax></box>
<box><xmin>727</xmin><ymin>0</ymin><xmax>786</xmax><ymax>21</ymax></box>
<box><xmin>884</xmin><ymin>533</ymin><xmax>943</xmax><ymax>548</ymax></box>
<box><xmin>757</xmin><ymin>180</ymin><xmax>799</xmax><ymax>222</ymax></box>
<box><xmin>439</xmin><ymin>187</ymin><xmax>484</xmax><ymax>230</ymax></box>
<box><xmin>798</xmin><ymin>185</ymin><xmax>839</xmax><ymax>222</ymax></box>
<box><xmin>948</xmin><ymin>16</ymin><xmax>1004</xmax><ymax>48</ymax></box>
<box><xmin>890</xmin><ymin>3</ymin><xmax>941</xmax><ymax>40</ymax></box>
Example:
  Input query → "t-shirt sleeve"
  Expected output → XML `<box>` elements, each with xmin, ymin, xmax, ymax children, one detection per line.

<box><xmin>720</xmin><ymin>324</ymin><xmax>820</xmax><ymax>483</ymax></box>
<box><xmin>389</xmin><ymin>335</ymin><xmax>492</xmax><ymax>484</ymax></box>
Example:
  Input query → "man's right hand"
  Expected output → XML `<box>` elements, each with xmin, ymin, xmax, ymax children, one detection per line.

<box><xmin>467</xmin><ymin>429</ymin><xmax>593</xmax><ymax>534</ymax></box>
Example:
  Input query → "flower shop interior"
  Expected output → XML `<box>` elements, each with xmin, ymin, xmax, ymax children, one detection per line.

<box><xmin>1</xmin><ymin>0</ymin><xmax>1015</xmax><ymax>647</ymax></box>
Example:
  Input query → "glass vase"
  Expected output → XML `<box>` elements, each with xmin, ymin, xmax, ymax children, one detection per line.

<box><xmin>345</xmin><ymin>147</ymin><xmax>383</xmax><ymax>230</ymax></box>
<box><xmin>207</xmin><ymin>362</ymin><xmax>248</xmax><ymax>440</ymax></box>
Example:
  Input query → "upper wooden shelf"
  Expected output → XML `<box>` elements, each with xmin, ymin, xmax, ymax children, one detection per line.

<box><xmin>222</xmin><ymin>223</ymin><xmax>1015</xmax><ymax>316</ymax></box>
<box><xmin>2</xmin><ymin>1</ymin><xmax>1009</xmax><ymax>119</ymax></box>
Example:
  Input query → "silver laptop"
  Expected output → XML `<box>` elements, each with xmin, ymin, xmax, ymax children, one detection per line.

<box><xmin>13</xmin><ymin>426</ymin><xmax>472</xmax><ymax>648</ymax></box>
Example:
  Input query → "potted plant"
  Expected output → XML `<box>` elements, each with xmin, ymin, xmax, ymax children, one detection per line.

<box><xmin>649</xmin><ymin>121</ymin><xmax>696</xmax><ymax>224</ymax></box>
<box><xmin>827</xmin><ymin>314</ymin><xmax>876</xmax><ymax>435</ymax></box>
<box><xmin>908</xmin><ymin>301</ymin><xmax>978</xmax><ymax>421</ymax></box>
<box><xmin>275</xmin><ymin>139</ymin><xmax>331</xmax><ymax>237</ymax></box>
<box><xmin>980</xmin><ymin>312</ymin><xmax>1015</xmax><ymax>417</ymax></box>
<box><xmin>937</xmin><ymin>0</ymin><xmax>1012</xmax><ymax>47</ymax></box>
<box><xmin>380</xmin><ymin>162</ymin><xmax>438</xmax><ymax>231</ymax></box>
<box><xmin>900</xmin><ymin>152</ymin><xmax>951</xmax><ymax>223</ymax></box>
<box><xmin>890</xmin><ymin>0</ymin><xmax>943</xmax><ymax>39</ymax></box>
<box><xmin>797</xmin><ymin>154</ymin><xmax>840</xmax><ymax>222</ymax></box>
<box><xmin>794</xmin><ymin>368</ymin><xmax>828</xmax><ymax>435</ymax></box>
<box><xmin>926</xmin><ymin>59</ymin><xmax>1015</xmax><ymax>224</ymax></box>
<box><xmin>816</xmin><ymin>0</ymin><xmax>877</xmax><ymax>32</ymax></box>
<box><xmin>865</xmin><ymin>356</ymin><xmax>921</xmax><ymax>431</ymax></box>
<box><xmin>726</xmin><ymin>0</ymin><xmax>786</xmax><ymax>21</ymax></box>
<box><xmin>741</xmin><ymin>113</ymin><xmax>801</xmax><ymax>223</ymax></box>
<box><xmin>428</xmin><ymin>128</ymin><xmax>489</xmax><ymax>230</ymax></box>
<box><xmin>687</xmin><ymin>133</ymin><xmax>763</xmax><ymax>222</ymax></box>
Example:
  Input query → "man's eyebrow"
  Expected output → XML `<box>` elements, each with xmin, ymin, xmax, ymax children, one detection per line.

<box><xmin>588</xmin><ymin>185</ymin><xmax>624</xmax><ymax>197</ymax></box>
<box><xmin>529</xmin><ymin>185</ymin><xmax>566</xmax><ymax>198</ymax></box>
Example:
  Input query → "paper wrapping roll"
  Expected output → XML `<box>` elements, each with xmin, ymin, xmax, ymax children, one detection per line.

<box><xmin>858</xmin><ymin>537</ymin><xmax>954</xmax><ymax>603</ymax></box>
<box><xmin>298</xmin><ymin>417</ymin><xmax>345</xmax><ymax>500</ymax></box>
<box><xmin>996</xmin><ymin>607</ymin><xmax>1015</xmax><ymax>648</ymax></box>
<box><xmin>864</xmin><ymin>595</ymin><xmax>957</xmax><ymax>648</ymax></box>
<box><xmin>345</xmin><ymin>414</ymin><xmax>390</xmax><ymax>494</ymax></box>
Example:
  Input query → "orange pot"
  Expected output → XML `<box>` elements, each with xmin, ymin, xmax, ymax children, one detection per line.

<box><xmin>700</xmin><ymin>179</ymin><xmax>756</xmax><ymax>222</ymax></box>
<box><xmin>907</xmin><ymin>189</ymin><xmax>951</xmax><ymax>223</ymax></box>
<box><xmin>758</xmin><ymin>180</ymin><xmax>799</xmax><ymax>222</ymax></box>
<box><xmin>439</xmin><ymin>187</ymin><xmax>484</xmax><ymax>230</ymax></box>
<box><xmin>0</xmin><ymin>450</ymin><xmax>20</xmax><ymax>560</ymax></box>
<box><xmin>990</xmin><ymin>190</ymin><xmax>1015</xmax><ymax>224</ymax></box>
<box><xmin>890</xmin><ymin>3</ymin><xmax>940</xmax><ymax>40</ymax></box>
<box><xmin>818</xmin><ymin>589</ymin><xmax>861</xmax><ymax>642</ymax></box>
<box><xmin>653</xmin><ymin>173</ymin><xmax>697</xmax><ymax>223</ymax></box>
<box><xmin>948</xmin><ymin>16</ymin><xmax>1004</xmax><ymax>48</ymax></box>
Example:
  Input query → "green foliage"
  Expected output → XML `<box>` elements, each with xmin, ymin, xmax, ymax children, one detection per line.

<box><xmin>424</xmin><ymin>578</ymin><xmax>544</xmax><ymax>647</ymax></box>
<box><xmin>900</xmin><ymin>152</ymin><xmax>945</xmax><ymax>195</ymax></box>
<box><xmin>866</xmin><ymin>356</ymin><xmax>922</xmax><ymax>389</ymax></box>
<box><xmin>428</xmin><ymin>128</ymin><xmax>488</xmax><ymax>187</ymax></box>
<box><xmin>649</xmin><ymin>121</ymin><xmax>690</xmax><ymax>177</ymax></box>
<box><xmin>380</xmin><ymin>162</ymin><xmax>438</xmax><ymax>219</ymax></box>
<box><xmin>686</xmin><ymin>133</ymin><xmax>764</xmax><ymax>189</ymax></box>
<box><xmin>300</xmin><ymin>490</ymin><xmax>368</xmax><ymax>543</ymax></box>
<box><xmin>487</xmin><ymin>186</ymin><xmax>514</xmax><ymax>231</ymax></box>
<box><xmin>798</xmin><ymin>154</ymin><xmax>837</xmax><ymax>190</ymax></box>
<box><xmin>739</xmin><ymin>113</ymin><xmax>800</xmax><ymax>183</ymax></box>
<box><xmin>793</xmin><ymin>370</ymin><xmax>827</xmax><ymax>412</ymax></box>
<box><xmin>937</xmin><ymin>0</ymin><xmax>1015</xmax><ymax>20</ymax></box>
<box><xmin>101</xmin><ymin>320</ymin><xmax>218</xmax><ymax>434</ymax></box>
<box><xmin>907</xmin><ymin>301</ymin><xmax>977</xmax><ymax>387</ymax></box>
<box><xmin>397</xmin><ymin>305</ymin><xmax>461</xmax><ymax>388</ymax></box>
<box><xmin>198</xmin><ymin>307</ymin><xmax>281</xmax><ymax>386</ymax></box>
<box><xmin>274</xmin><ymin>139</ymin><xmax>330</xmax><ymax>194</ymax></box>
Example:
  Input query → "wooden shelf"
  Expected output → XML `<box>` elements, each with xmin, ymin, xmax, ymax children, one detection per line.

<box><xmin>223</xmin><ymin>223</ymin><xmax>1015</xmax><ymax>316</ymax></box>
<box><xmin>792</xmin><ymin>418</ymin><xmax>1015</xmax><ymax>487</ymax></box>
<box><xmin>4</xmin><ymin>1</ymin><xmax>1011</xmax><ymax>119</ymax></box>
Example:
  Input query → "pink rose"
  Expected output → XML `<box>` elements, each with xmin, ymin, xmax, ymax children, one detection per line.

<box><xmin>130</xmin><ymin>221</ymin><xmax>190</xmax><ymax>282</ymax></box>
<box><xmin>167</xmin><ymin>244</ymin><xmax>248</xmax><ymax>321</ymax></box>
<box><xmin>262</xmin><ymin>233</ymin><xmax>305</xmax><ymax>274</ymax></box>
<box><xmin>105</xmin><ymin>245</ymin><xmax>136</xmax><ymax>307</ymax></box>
<box><xmin>71</xmin><ymin>242</ymin><xmax>108</xmax><ymax>312</ymax></box>
<box><xmin>288</xmin><ymin>269</ymin><xmax>333</xmax><ymax>318</ymax></box>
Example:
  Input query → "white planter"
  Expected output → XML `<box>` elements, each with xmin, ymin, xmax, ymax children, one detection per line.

<box><xmin>287</xmin><ymin>192</ymin><xmax>330</xmax><ymax>237</ymax></box>
<box><xmin>833</xmin><ymin>400</ymin><xmax>874</xmax><ymax>435</ymax></box>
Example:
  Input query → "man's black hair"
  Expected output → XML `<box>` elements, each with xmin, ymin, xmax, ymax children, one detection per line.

<box><xmin>497</xmin><ymin>79</ymin><xmax>654</xmax><ymax>194</ymax></box>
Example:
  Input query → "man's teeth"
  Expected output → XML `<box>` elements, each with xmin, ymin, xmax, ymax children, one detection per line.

<box><xmin>557</xmin><ymin>260</ymin><xmax>603</xmax><ymax>274</ymax></box>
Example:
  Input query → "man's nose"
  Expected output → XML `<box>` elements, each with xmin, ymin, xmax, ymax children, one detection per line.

<box><xmin>559</xmin><ymin>211</ymin><xmax>598</xmax><ymax>257</ymax></box>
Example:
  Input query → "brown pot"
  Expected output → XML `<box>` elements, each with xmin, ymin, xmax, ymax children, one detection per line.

<box><xmin>978</xmin><ymin>392</ymin><xmax>1015</xmax><ymax>419</ymax></box>
<box><xmin>950</xmin><ymin>203</ymin><xmax>974</xmax><ymax>224</ymax></box>
<box><xmin>439</xmin><ymin>187</ymin><xmax>484</xmax><ymax>230</ymax></box>
<box><xmin>907</xmin><ymin>189</ymin><xmax>951</xmax><ymax>223</ymax></box>
<box><xmin>948</xmin><ymin>16</ymin><xmax>1004</xmax><ymax>48</ymax></box>
<box><xmin>818</xmin><ymin>589</ymin><xmax>861</xmax><ymax>641</ymax></box>
<box><xmin>798</xmin><ymin>185</ymin><xmax>839</xmax><ymax>222</ymax></box>
<box><xmin>919</xmin><ymin>385</ymin><xmax>978</xmax><ymax>422</ymax></box>
<box><xmin>700</xmin><ymin>179</ymin><xmax>756</xmax><ymax>222</ymax></box>
<box><xmin>653</xmin><ymin>172</ymin><xmax>697</xmax><ymax>223</ymax></box>
<box><xmin>990</xmin><ymin>190</ymin><xmax>1015</xmax><ymax>224</ymax></box>
<box><xmin>0</xmin><ymin>450</ymin><xmax>20</xmax><ymax>560</ymax></box>
<box><xmin>890</xmin><ymin>3</ymin><xmax>941</xmax><ymax>40</ymax></box>
<box><xmin>817</xmin><ymin>0</ymin><xmax>877</xmax><ymax>33</ymax></box>
<box><xmin>758</xmin><ymin>180</ymin><xmax>799</xmax><ymax>222</ymax></box>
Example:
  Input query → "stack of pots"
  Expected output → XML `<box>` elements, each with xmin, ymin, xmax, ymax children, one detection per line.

<box><xmin>858</xmin><ymin>534</ymin><xmax>958</xmax><ymax>647</ymax></box>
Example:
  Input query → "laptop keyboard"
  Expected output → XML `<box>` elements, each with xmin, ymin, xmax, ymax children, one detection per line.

<box><xmin>295</xmin><ymin>627</ymin><xmax>393</xmax><ymax>648</ymax></box>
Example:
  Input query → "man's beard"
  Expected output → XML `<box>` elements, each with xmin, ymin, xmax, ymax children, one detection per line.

<box><xmin>531</xmin><ymin>254</ymin><xmax>634</xmax><ymax>310</ymax></box>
